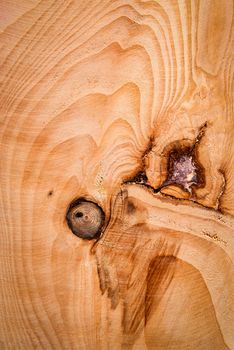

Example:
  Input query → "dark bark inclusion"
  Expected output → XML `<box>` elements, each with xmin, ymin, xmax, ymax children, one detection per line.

<box><xmin>125</xmin><ymin>145</ymin><xmax>205</xmax><ymax>195</ymax></box>
<box><xmin>161</xmin><ymin>124</ymin><xmax>207</xmax><ymax>193</ymax></box>
<box><xmin>167</xmin><ymin>153</ymin><xmax>197</xmax><ymax>190</ymax></box>
<box><xmin>125</xmin><ymin>123</ymin><xmax>207</xmax><ymax>195</ymax></box>
<box><xmin>163</xmin><ymin>145</ymin><xmax>205</xmax><ymax>193</ymax></box>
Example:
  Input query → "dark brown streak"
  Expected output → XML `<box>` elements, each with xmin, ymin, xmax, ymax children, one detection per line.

<box><xmin>121</xmin><ymin>241</ymin><xmax>180</xmax><ymax>346</ymax></box>
<box><xmin>145</xmin><ymin>255</ymin><xmax>178</xmax><ymax>325</ymax></box>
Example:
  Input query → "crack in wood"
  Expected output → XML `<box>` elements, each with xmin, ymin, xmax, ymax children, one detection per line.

<box><xmin>216</xmin><ymin>170</ymin><xmax>227</xmax><ymax>212</ymax></box>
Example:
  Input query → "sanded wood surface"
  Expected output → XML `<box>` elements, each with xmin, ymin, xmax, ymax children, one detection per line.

<box><xmin>0</xmin><ymin>1</ymin><xmax>234</xmax><ymax>349</ymax></box>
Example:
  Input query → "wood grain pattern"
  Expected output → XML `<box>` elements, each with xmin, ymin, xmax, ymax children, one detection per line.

<box><xmin>0</xmin><ymin>0</ymin><xmax>233</xmax><ymax>349</ymax></box>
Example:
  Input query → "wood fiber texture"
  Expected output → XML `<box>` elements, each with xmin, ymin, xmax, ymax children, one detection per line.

<box><xmin>0</xmin><ymin>1</ymin><xmax>234</xmax><ymax>349</ymax></box>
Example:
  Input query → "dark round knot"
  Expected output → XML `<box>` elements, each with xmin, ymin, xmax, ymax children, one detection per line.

<box><xmin>66</xmin><ymin>198</ymin><xmax>105</xmax><ymax>240</ymax></box>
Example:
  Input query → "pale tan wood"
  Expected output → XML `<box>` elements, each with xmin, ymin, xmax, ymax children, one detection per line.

<box><xmin>0</xmin><ymin>0</ymin><xmax>233</xmax><ymax>349</ymax></box>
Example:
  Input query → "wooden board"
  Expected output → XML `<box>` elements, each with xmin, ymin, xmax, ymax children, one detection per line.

<box><xmin>0</xmin><ymin>1</ymin><xmax>234</xmax><ymax>349</ymax></box>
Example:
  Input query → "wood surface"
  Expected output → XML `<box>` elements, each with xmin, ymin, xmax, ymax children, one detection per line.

<box><xmin>0</xmin><ymin>0</ymin><xmax>234</xmax><ymax>349</ymax></box>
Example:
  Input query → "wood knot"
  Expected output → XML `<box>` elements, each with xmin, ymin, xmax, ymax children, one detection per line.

<box><xmin>163</xmin><ymin>142</ymin><xmax>205</xmax><ymax>193</ymax></box>
<box><xmin>66</xmin><ymin>198</ymin><xmax>105</xmax><ymax>240</ymax></box>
